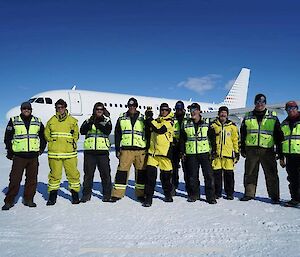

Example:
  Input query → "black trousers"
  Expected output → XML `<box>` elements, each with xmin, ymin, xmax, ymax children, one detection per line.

<box><xmin>171</xmin><ymin>148</ymin><xmax>180</xmax><ymax>189</ymax></box>
<box><xmin>213</xmin><ymin>169</ymin><xmax>234</xmax><ymax>197</ymax></box>
<box><xmin>82</xmin><ymin>153</ymin><xmax>112</xmax><ymax>198</ymax></box>
<box><xmin>185</xmin><ymin>153</ymin><xmax>215</xmax><ymax>201</ymax></box>
<box><xmin>144</xmin><ymin>165</ymin><xmax>173</xmax><ymax>199</ymax></box>
<box><xmin>5</xmin><ymin>156</ymin><xmax>39</xmax><ymax>204</ymax></box>
<box><xmin>286</xmin><ymin>155</ymin><xmax>300</xmax><ymax>202</ymax></box>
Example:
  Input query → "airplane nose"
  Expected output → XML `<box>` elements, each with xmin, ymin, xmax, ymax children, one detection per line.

<box><xmin>6</xmin><ymin>106</ymin><xmax>20</xmax><ymax>121</ymax></box>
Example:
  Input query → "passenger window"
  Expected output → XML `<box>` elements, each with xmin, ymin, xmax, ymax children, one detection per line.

<box><xmin>109</xmin><ymin>103</ymin><xmax>112</xmax><ymax>107</ymax></box>
<box><xmin>28</xmin><ymin>98</ymin><xmax>36</xmax><ymax>103</ymax></box>
<box><xmin>120</xmin><ymin>104</ymin><xmax>123</xmax><ymax>108</ymax></box>
<box><xmin>104</xmin><ymin>103</ymin><xmax>107</xmax><ymax>106</ymax></box>
<box><xmin>36</xmin><ymin>98</ymin><xmax>44</xmax><ymax>104</ymax></box>
<box><xmin>115</xmin><ymin>104</ymin><xmax>117</xmax><ymax>107</ymax></box>
<box><xmin>125</xmin><ymin>104</ymin><xmax>127</xmax><ymax>108</ymax></box>
<box><xmin>45</xmin><ymin>98</ymin><xmax>52</xmax><ymax>104</ymax></box>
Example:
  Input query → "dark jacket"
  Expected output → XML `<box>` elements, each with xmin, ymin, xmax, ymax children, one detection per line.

<box><xmin>4</xmin><ymin>114</ymin><xmax>46</xmax><ymax>158</ymax></box>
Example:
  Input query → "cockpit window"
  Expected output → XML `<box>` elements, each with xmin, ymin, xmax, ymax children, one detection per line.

<box><xmin>45</xmin><ymin>98</ymin><xmax>52</xmax><ymax>104</ymax></box>
<box><xmin>28</xmin><ymin>98</ymin><xmax>36</xmax><ymax>103</ymax></box>
<box><xmin>36</xmin><ymin>97</ymin><xmax>44</xmax><ymax>104</ymax></box>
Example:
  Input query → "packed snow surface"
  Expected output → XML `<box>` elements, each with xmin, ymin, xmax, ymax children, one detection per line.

<box><xmin>0</xmin><ymin>151</ymin><xmax>299</xmax><ymax>257</ymax></box>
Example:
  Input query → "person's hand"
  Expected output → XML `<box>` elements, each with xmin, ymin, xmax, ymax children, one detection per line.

<box><xmin>6</xmin><ymin>151</ymin><xmax>13</xmax><ymax>160</ymax></box>
<box><xmin>280</xmin><ymin>158</ymin><xmax>286</xmax><ymax>168</ymax></box>
<box><xmin>145</xmin><ymin>109</ymin><xmax>153</xmax><ymax>119</ymax></box>
<box><xmin>241</xmin><ymin>149</ymin><xmax>246</xmax><ymax>158</ymax></box>
<box><xmin>211</xmin><ymin>151</ymin><xmax>218</xmax><ymax>160</ymax></box>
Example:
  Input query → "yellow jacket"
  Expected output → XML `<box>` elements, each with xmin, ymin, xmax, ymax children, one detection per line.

<box><xmin>211</xmin><ymin>118</ymin><xmax>239</xmax><ymax>158</ymax></box>
<box><xmin>148</xmin><ymin>113</ymin><xmax>174</xmax><ymax>158</ymax></box>
<box><xmin>45</xmin><ymin>112</ymin><xmax>79</xmax><ymax>158</ymax></box>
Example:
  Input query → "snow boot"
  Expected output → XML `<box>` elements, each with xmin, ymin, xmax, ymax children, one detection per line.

<box><xmin>2</xmin><ymin>202</ymin><xmax>14</xmax><ymax>211</ymax></box>
<box><xmin>23</xmin><ymin>199</ymin><xmax>37</xmax><ymax>207</ymax></box>
<box><xmin>142</xmin><ymin>196</ymin><xmax>152</xmax><ymax>207</ymax></box>
<box><xmin>46</xmin><ymin>190</ymin><xmax>58</xmax><ymax>206</ymax></box>
<box><xmin>80</xmin><ymin>194</ymin><xmax>91</xmax><ymax>203</ymax></box>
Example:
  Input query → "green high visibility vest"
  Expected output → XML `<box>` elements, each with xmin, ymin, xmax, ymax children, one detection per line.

<box><xmin>183</xmin><ymin>118</ymin><xmax>210</xmax><ymax>154</ymax></box>
<box><xmin>173</xmin><ymin>119</ymin><xmax>181</xmax><ymax>140</ymax></box>
<box><xmin>119</xmin><ymin>113</ymin><xmax>146</xmax><ymax>148</ymax></box>
<box><xmin>84</xmin><ymin>117</ymin><xmax>111</xmax><ymax>151</ymax></box>
<box><xmin>244</xmin><ymin>110</ymin><xmax>277</xmax><ymax>148</ymax></box>
<box><xmin>281</xmin><ymin>121</ymin><xmax>300</xmax><ymax>154</ymax></box>
<box><xmin>12</xmin><ymin>115</ymin><xmax>41</xmax><ymax>152</ymax></box>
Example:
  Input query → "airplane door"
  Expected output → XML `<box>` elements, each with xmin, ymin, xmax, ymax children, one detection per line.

<box><xmin>68</xmin><ymin>92</ymin><xmax>83</xmax><ymax>116</ymax></box>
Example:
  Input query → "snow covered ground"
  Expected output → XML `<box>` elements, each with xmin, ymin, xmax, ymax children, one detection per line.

<box><xmin>0</xmin><ymin>148</ymin><xmax>300</xmax><ymax>257</ymax></box>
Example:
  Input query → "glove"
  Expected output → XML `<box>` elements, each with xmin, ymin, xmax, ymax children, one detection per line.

<box><xmin>116</xmin><ymin>151</ymin><xmax>121</xmax><ymax>159</ymax></box>
<box><xmin>180</xmin><ymin>153</ymin><xmax>186</xmax><ymax>161</ymax></box>
<box><xmin>280</xmin><ymin>158</ymin><xmax>286</xmax><ymax>168</ymax></box>
<box><xmin>234</xmin><ymin>153</ymin><xmax>240</xmax><ymax>164</ymax></box>
<box><xmin>6</xmin><ymin>151</ymin><xmax>13</xmax><ymax>160</ymax></box>
<box><xmin>145</xmin><ymin>109</ymin><xmax>153</xmax><ymax>119</ymax></box>
<box><xmin>103</xmin><ymin>109</ymin><xmax>110</xmax><ymax>117</ymax></box>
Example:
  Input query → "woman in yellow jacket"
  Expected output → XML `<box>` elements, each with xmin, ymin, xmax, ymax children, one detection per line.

<box><xmin>45</xmin><ymin>99</ymin><xmax>81</xmax><ymax>205</ymax></box>
<box><xmin>211</xmin><ymin>106</ymin><xmax>239</xmax><ymax>200</ymax></box>
<box><xmin>143</xmin><ymin>103</ymin><xmax>174</xmax><ymax>207</ymax></box>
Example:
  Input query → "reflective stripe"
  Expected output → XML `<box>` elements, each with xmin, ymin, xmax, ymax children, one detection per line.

<box><xmin>51</xmin><ymin>132</ymin><xmax>73</xmax><ymax>138</ymax></box>
<box><xmin>247</xmin><ymin>129</ymin><xmax>273</xmax><ymax>135</ymax></box>
<box><xmin>48</xmin><ymin>152</ymin><xmax>77</xmax><ymax>158</ymax></box>
<box><xmin>113</xmin><ymin>184</ymin><xmax>127</xmax><ymax>190</ymax></box>
<box><xmin>284</xmin><ymin>135</ymin><xmax>300</xmax><ymax>140</ymax></box>
<box><xmin>135</xmin><ymin>184</ymin><xmax>145</xmax><ymax>189</ymax></box>
<box><xmin>187</xmin><ymin>136</ymin><xmax>208</xmax><ymax>141</ymax></box>
<box><xmin>13</xmin><ymin>134</ymin><xmax>39</xmax><ymax>139</ymax></box>
<box><xmin>122</xmin><ymin>130</ymin><xmax>144</xmax><ymax>136</ymax></box>
<box><xmin>86</xmin><ymin>134</ymin><xmax>108</xmax><ymax>138</ymax></box>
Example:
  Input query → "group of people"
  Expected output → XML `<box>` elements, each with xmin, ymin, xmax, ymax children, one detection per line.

<box><xmin>2</xmin><ymin>94</ymin><xmax>300</xmax><ymax>210</ymax></box>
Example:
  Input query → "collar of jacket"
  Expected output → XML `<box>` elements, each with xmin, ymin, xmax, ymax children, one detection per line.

<box><xmin>55</xmin><ymin>109</ymin><xmax>69</xmax><ymax>122</ymax></box>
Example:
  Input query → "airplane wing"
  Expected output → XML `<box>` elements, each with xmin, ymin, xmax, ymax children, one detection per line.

<box><xmin>202</xmin><ymin>100</ymin><xmax>300</xmax><ymax>124</ymax></box>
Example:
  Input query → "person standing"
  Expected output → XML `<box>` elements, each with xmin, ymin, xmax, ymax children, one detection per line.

<box><xmin>143</xmin><ymin>103</ymin><xmax>174</xmax><ymax>207</ymax></box>
<box><xmin>240</xmin><ymin>94</ymin><xmax>283</xmax><ymax>203</ymax></box>
<box><xmin>80</xmin><ymin>102</ymin><xmax>113</xmax><ymax>203</ymax></box>
<box><xmin>180</xmin><ymin>103</ymin><xmax>217</xmax><ymax>204</ymax></box>
<box><xmin>111</xmin><ymin>97</ymin><xmax>147</xmax><ymax>202</ymax></box>
<box><xmin>45</xmin><ymin>99</ymin><xmax>81</xmax><ymax>205</ymax></box>
<box><xmin>2</xmin><ymin>102</ymin><xmax>46</xmax><ymax>210</ymax></box>
<box><xmin>280</xmin><ymin>101</ymin><xmax>300</xmax><ymax>207</ymax></box>
<box><xmin>171</xmin><ymin>100</ymin><xmax>186</xmax><ymax>195</ymax></box>
<box><xmin>211</xmin><ymin>106</ymin><xmax>239</xmax><ymax>200</ymax></box>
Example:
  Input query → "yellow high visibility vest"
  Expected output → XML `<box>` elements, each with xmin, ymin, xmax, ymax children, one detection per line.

<box><xmin>12</xmin><ymin>115</ymin><xmax>41</xmax><ymax>152</ymax></box>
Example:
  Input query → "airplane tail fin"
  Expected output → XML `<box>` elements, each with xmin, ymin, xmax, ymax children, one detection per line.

<box><xmin>220</xmin><ymin>68</ymin><xmax>250</xmax><ymax>108</ymax></box>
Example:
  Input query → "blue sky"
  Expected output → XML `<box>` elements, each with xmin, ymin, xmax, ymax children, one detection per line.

<box><xmin>1</xmin><ymin>0</ymin><xmax>300</xmax><ymax>126</ymax></box>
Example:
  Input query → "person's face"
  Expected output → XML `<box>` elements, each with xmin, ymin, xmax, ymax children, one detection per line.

<box><xmin>128</xmin><ymin>105</ymin><xmax>137</xmax><ymax>115</ymax></box>
<box><xmin>175</xmin><ymin>108</ymin><xmax>184</xmax><ymax>116</ymax></box>
<box><xmin>21</xmin><ymin>107</ymin><xmax>32</xmax><ymax>117</ymax></box>
<box><xmin>56</xmin><ymin>104</ymin><xmax>66</xmax><ymax>115</ymax></box>
<box><xmin>218</xmin><ymin>110</ymin><xmax>228</xmax><ymax>122</ymax></box>
<box><xmin>286</xmin><ymin>106</ymin><xmax>299</xmax><ymax>118</ymax></box>
<box><xmin>190</xmin><ymin>108</ymin><xmax>200</xmax><ymax>119</ymax></box>
<box><xmin>160</xmin><ymin>108</ymin><xmax>169</xmax><ymax>117</ymax></box>
<box><xmin>95</xmin><ymin>107</ymin><xmax>104</xmax><ymax>117</ymax></box>
<box><xmin>254</xmin><ymin>99</ymin><xmax>266</xmax><ymax>112</ymax></box>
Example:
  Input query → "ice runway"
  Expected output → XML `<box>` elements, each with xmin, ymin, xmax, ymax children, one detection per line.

<box><xmin>0</xmin><ymin>151</ymin><xmax>300</xmax><ymax>257</ymax></box>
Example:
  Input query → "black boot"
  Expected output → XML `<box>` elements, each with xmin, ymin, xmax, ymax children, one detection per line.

<box><xmin>142</xmin><ymin>196</ymin><xmax>153</xmax><ymax>207</ymax></box>
<box><xmin>80</xmin><ymin>194</ymin><xmax>91</xmax><ymax>203</ymax></box>
<box><xmin>23</xmin><ymin>199</ymin><xmax>37</xmax><ymax>207</ymax></box>
<box><xmin>164</xmin><ymin>194</ymin><xmax>173</xmax><ymax>203</ymax></box>
<box><xmin>71</xmin><ymin>190</ymin><xmax>80</xmax><ymax>204</ymax></box>
<box><xmin>46</xmin><ymin>190</ymin><xmax>58</xmax><ymax>206</ymax></box>
<box><xmin>2</xmin><ymin>202</ymin><xmax>14</xmax><ymax>211</ymax></box>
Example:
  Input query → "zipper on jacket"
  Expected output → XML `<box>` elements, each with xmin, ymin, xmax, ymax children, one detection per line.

<box><xmin>220</xmin><ymin>123</ymin><xmax>224</xmax><ymax>158</ymax></box>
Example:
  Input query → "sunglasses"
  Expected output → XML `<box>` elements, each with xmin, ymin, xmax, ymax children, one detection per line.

<box><xmin>189</xmin><ymin>108</ymin><xmax>198</xmax><ymax>113</ymax></box>
<box><xmin>128</xmin><ymin>105</ymin><xmax>137</xmax><ymax>108</ymax></box>
<box><xmin>56</xmin><ymin>106</ymin><xmax>65</xmax><ymax>109</ymax></box>
<box><xmin>286</xmin><ymin>106</ymin><xmax>298</xmax><ymax>112</ymax></box>
<box><xmin>96</xmin><ymin>108</ymin><xmax>104</xmax><ymax>111</ymax></box>
<box><xmin>160</xmin><ymin>108</ymin><xmax>169</xmax><ymax>111</ymax></box>
<box><xmin>255</xmin><ymin>100</ymin><xmax>266</xmax><ymax>105</ymax></box>
<box><xmin>22</xmin><ymin>108</ymin><xmax>32</xmax><ymax>111</ymax></box>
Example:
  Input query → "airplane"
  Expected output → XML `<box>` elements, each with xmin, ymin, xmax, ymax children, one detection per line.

<box><xmin>6</xmin><ymin>68</ymin><xmax>250</xmax><ymax>126</ymax></box>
